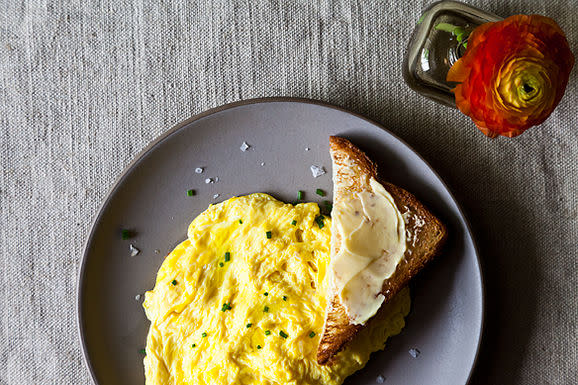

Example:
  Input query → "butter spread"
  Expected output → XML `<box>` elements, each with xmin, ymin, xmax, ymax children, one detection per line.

<box><xmin>330</xmin><ymin>178</ymin><xmax>406</xmax><ymax>325</ymax></box>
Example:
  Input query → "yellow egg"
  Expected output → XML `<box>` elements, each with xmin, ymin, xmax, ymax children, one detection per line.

<box><xmin>143</xmin><ymin>193</ymin><xmax>410</xmax><ymax>385</ymax></box>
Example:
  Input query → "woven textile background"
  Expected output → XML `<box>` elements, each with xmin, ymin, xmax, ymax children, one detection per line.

<box><xmin>0</xmin><ymin>0</ymin><xmax>576</xmax><ymax>384</ymax></box>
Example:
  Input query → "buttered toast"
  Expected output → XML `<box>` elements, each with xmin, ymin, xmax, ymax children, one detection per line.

<box><xmin>316</xmin><ymin>136</ymin><xmax>447</xmax><ymax>365</ymax></box>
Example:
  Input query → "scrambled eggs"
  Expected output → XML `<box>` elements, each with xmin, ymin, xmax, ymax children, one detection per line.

<box><xmin>143</xmin><ymin>193</ymin><xmax>410</xmax><ymax>385</ymax></box>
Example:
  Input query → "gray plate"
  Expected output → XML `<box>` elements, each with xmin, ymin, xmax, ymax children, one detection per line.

<box><xmin>77</xmin><ymin>98</ymin><xmax>483</xmax><ymax>385</ymax></box>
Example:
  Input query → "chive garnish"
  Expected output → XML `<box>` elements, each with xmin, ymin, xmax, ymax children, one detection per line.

<box><xmin>221</xmin><ymin>303</ymin><xmax>232</xmax><ymax>312</ymax></box>
<box><xmin>246</xmin><ymin>323</ymin><xmax>252</xmax><ymax>328</ymax></box>
<box><xmin>202</xmin><ymin>332</ymin><xmax>207</xmax><ymax>338</ymax></box>
<box><xmin>265</xmin><ymin>330</ymin><xmax>271</xmax><ymax>335</ymax></box>
<box><xmin>309</xmin><ymin>331</ymin><xmax>316</xmax><ymax>338</ymax></box>
<box><xmin>224</xmin><ymin>252</ymin><xmax>230</xmax><ymax>262</ymax></box>
<box><xmin>297</xmin><ymin>190</ymin><xmax>304</xmax><ymax>200</ymax></box>
<box><xmin>171</xmin><ymin>280</ymin><xmax>177</xmax><ymax>285</ymax></box>
<box><xmin>264</xmin><ymin>306</ymin><xmax>269</xmax><ymax>313</ymax></box>
<box><xmin>121</xmin><ymin>229</ymin><xmax>130</xmax><ymax>240</ymax></box>
<box><xmin>219</xmin><ymin>262</ymin><xmax>224</xmax><ymax>267</ymax></box>
<box><xmin>187</xmin><ymin>189</ymin><xmax>195</xmax><ymax>196</ymax></box>
<box><xmin>291</xmin><ymin>220</ymin><xmax>297</xmax><ymax>226</ymax></box>
<box><xmin>266</xmin><ymin>231</ymin><xmax>272</xmax><ymax>239</ymax></box>
<box><xmin>315</xmin><ymin>215</ymin><xmax>325</xmax><ymax>229</ymax></box>
<box><xmin>139</xmin><ymin>348</ymin><xmax>146</xmax><ymax>354</ymax></box>
<box><xmin>239</xmin><ymin>219</ymin><xmax>243</xmax><ymax>224</ymax></box>
<box><xmin>192</xmin><ymin>343</ymin><xmax>196</xmax><ymax>348</ymax></box>
<box><xmin>257</xmin><ymin>345</ymin><xmax>262</xmax><ymax>349</ymax></box>
<box><xmin>282</xmin><ymin>296</ymin><xmax>287</xmax><ymax>301</ymax></box>
<box><xmin>264</xmin><ymin>292</ymin><xmax>268</xmax><ymax>296</ymax></box>
<box><xmin>279</xmin><ymin>330</ymin><xmax>288</xmax><ymax>339</ymax></box>
<box><xmin>316</xmin><ymin>189</ymin><xmax>325</xmax><ymax>197</ymax></box>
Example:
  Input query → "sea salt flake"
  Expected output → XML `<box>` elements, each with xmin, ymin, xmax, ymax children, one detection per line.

<box><xmin>195</xmin><ymin>167</ymin><xmax>204</xmax><ymax>174</ymax></box>
<box><xmin>240</xmin><ymin>141</ymin><xmax>250</xmax><ymax>152</ymax></box>
<box><xmin>310</xmin><ymin>165</ymin><xmax>326</xmax><ymax>178</ymax></box>
<box><xmin>135</xmin><ymin>294</ymin><xmax>141</xmax><ymax>301</ymax></box>
<box><xmin>409</xmin><ymin>348</ymin><xmax>420</xmax><ymax>358</ymax></box>
<box><xmin>213</xmin><ymin>194</ymin><xmax>220</xmax><ymax>199</ymax></box>
<box><xmin>215</xmin><ymin>176</ymin><xmax>219</xmax><ymax>182</ymax></box>
<box><xmin>129</xmin><ymin>244</ymin><xmax>140</xmax><ymax>257</ymax></box>
<box><xmin>376</xmin><ymin>375</ymin><xmax>385</xmax><ymax>383</ymax></box>
<box><xmin>205</xmin><ymin>178</ymin><xmax>213</xmax><ymax>184</ymax></box>
<box><xmin>260</xmin><ymin>162</ymin><xmax>265</xmax><ymax>166</ymax></box>
<box><xmin>305</xmin><ymin>147</ymin><xmax>310</xmax><ymax>151</ymax></box>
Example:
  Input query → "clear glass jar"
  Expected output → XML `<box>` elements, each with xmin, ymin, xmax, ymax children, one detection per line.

<box><xmin>402</xmin><ymin>1</ymin><xmax>502</xmax><ymax>107</ymax></box>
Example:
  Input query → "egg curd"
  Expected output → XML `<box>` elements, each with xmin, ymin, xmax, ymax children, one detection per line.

<box><xmin>143</xmin><ymin>193</ymin><xmax>410</xmax><ymax>385</ymax></box>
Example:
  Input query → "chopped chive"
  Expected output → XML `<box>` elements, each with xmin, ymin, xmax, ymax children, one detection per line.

<box><xmin>219</xmin><ymin>262</ymin><xmax>224</xmax><ymax>267</ymax></box>
<box><xmin>171</xmin><ymin>280</ymin><xmax>177</xmax><ymax>285</ymax></box>
<box><xmin>297</xmin><ymin>190</ymin><xmax>304</xmax><ymax>200</ymax></box>
<box><xmin>257</xmin><ymin>345</ymin><xmax>262</xmax><ymax>349</ymax></box>
<box><xmin>246</xmin><ymin>323</ymin><xmax>253</xmax><ymax>328</ymax></box>
<box><xmin>282</xmin><ymin>296</ymin><xmax>287</xmax><ymax>301</ymax></box>
<box><xmin>139</xmin><ymin>348</ymin><xmax>146</xmax><ymax>354</ymax></box>
<box><xmin>266</xmin><ymin>231</ymin><xmax>272</xmax><ymax>239</ymax></box>
<box><xmin>202</xmin><ymin>332</ymin><xmax>207</xmax><ymax>338</ymax></box>
<box><xmin>224</xmin><ymin>252</ymin><xmax>231</xmax><ymax>262</ymax></box>
<box><xmin>315</xmin><ymin>215</ymin><xmax>325</xmax><ymax>229</ymax></box>
<box><xmin>239</xmin><ymin>219</ymin><xmax>243</xmax><ymax>224</ymax></box>
<box><xmin>187</xmin><ymin>189</ymin><xmax>195</xmax><ymax>196</ymax></box>
<box><xmin>291</xmin><ymin>220</ymin><xmax>297</xmax><ymax>226</ymax></box>
<box><xmin>315</xmin><ymin>189</ymin><xmax>325</xmax><ymax>197</ymax></box>
<box><xmin>121</xmin><ymin>229</ymin><xmax>130</xmax><ymax>240</ymax></box>
<box><xmin>263</xmin><ymin>292</ymin><xmax>268</xmax><ymax>296</ymax></box>
<box><xmin>309</xmin><ymin>331</ymin><xmax>316</xmax><ymax>338</ymax></box>
<box><xmin>263</xmin><ymin>306</ymin><xmax>269</xmax><ymax>313</ymax></box>
<box><xmin>265</xmin><ymin>330</ymin><xmax>271</xmax><ymax>335</ymax></box>
<box><xmin>279</xmin><ymin>330</ymin><xmax>288</xmax><ymax>339</ymax></box>
<box><xmin>221</xmin><ymin>303</ymin><xmax>232</xmax><ymax>312</ymax></box>
<box><xmin>191</xmin><ymin>343</ymin><xmax>196</xmax><ymax>348</ymax></box>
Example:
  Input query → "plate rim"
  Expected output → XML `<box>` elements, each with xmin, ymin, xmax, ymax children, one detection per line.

<box><xmin>76</xmin><ymin>97</ymin><xmax>485</xmax><ymax>385</ymax></box>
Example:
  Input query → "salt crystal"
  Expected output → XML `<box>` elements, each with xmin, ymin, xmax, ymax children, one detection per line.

<box><xmin>240</xmin><ymin>141</ymin><xmax>250</xmax><ymax>152</ymax></box>
<box><xmin>305</xmin><ymin>147</ymin><xmax>310</xmax><ymax>151</ymax></box>
<box><xmin>213</xmin><ymin>194</ymin><xmax>220</xmax><ymax>199</ymax></box>
<box><xmin>195</xmin><ymin>167</ymin><xmax>204</xmax><ymax>174</ymax></box>
<box><xmin>409</xmin><ymin>348</ymin><xmax>420</xmax><ymax>358</ymax></box>
<box><xmin>215</xmin><ymin>176</ymin><xmax>219</xmax><ymax>182</ymax></box>
<box><xmin>205</xmin><ymin>178</ymin><xmax>213</xmax><ymax>184</ymax></box>
<box><xmin>129</xmin><ymin>244</ymin><xmax>140</xmax><ymax>257</ymax></box>
<box><xmin>135</xmin><ymin>294</ymin><xmax>141</xmax><ymax>301</ymax></box>
<box><xmin>376</xmin><ymin>375</ymin><xmax>385</xmax><ymax>383</ymax></box>
<box><xmin>154</xmin><ymin>249</ymin><xmax>160</xmax><ymax>254</ymax></box>
<box><xmin>310</xmin><ymin>165</ymin><xmax>326</xmax><ymax>178</ymax></box>
<box><xmin>260</xmin><ymin>162</ymin><xmax>265</xmax><ymax>166</ymax></box>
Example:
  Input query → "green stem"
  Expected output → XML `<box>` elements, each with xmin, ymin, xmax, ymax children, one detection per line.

<box><xmin>434</xmin><ymin>22</ymin><xmax>458</xmax><ymax>33</ymax></box>
<box><xmin>435</xmin><ymin>22</ymin><xmax>470</xmax><ymax>50</ymax></box>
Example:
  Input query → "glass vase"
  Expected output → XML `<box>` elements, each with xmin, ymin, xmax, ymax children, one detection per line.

<box><xmin>402</xmin><ymin>1</ymin><xmax>503</xmax><ymax>107</ymax></box>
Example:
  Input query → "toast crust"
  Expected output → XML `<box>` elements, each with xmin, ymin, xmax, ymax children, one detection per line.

<box><xmin>316</xmin><ymin>136</ymin><xmax>447</xmax><ymax>365</ymax></box>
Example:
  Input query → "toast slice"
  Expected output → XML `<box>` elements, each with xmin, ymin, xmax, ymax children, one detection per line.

<box><xmin>316</xmin><ymin>136</ymin><xmax>447</xmax><ymax>365</ymax></box>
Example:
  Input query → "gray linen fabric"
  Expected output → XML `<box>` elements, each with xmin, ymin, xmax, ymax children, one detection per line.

<box><xmin>0</xmin><ymin>0</ymin><xmax>576</xmax><ymax>384</ymax></box>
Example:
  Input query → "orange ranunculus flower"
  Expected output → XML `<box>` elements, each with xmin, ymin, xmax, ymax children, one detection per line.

<box><xmin>447</xmin><ymin>15</ymin><xmax>574</xmax><ymax>138</ymax></box>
